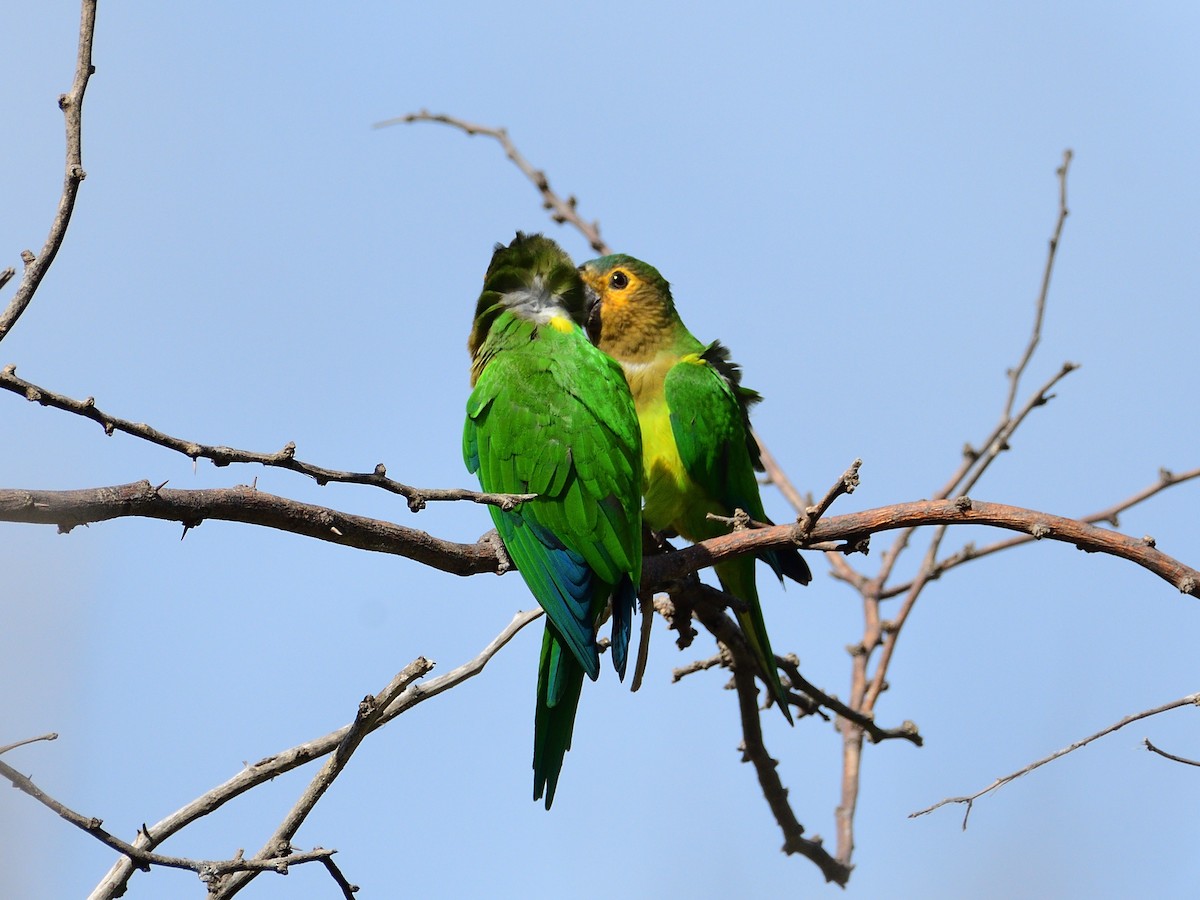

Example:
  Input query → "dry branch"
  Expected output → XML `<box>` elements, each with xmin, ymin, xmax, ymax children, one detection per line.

<box><xmin>0</xmin><ymin>1</ymin><xmax>96</xmax><ymax>342</ymax></box>
<box><xmin>89</xmin><ymin>610</ymin><xmax>541</xmax><ymax>899</ymax></box>
<box><xmin>376</xmin><ymin>110</ymin><xmax>610</xmax><ymax>254</ymax></box>
<box><xmin>6</xmin><ymin>484</ymin><xmax>1196</xmax><ymax>601</ymax></box>
<box><xmin>910</xmin><ymin>692</ymin><xmax>1200</xmax><ymax>828</ymax></box>
<box><xmin>0</xmin><ymin>756</ymin><xmax>337</xmax><ymax>883</ymax></box>
<box><xmin>0</xmin><ymin>365</ymin><xmax>531</xmax><ymax>512</ymax></box>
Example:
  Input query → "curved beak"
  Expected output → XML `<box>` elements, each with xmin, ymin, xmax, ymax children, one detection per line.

<box><xmin>580</xmin><ymin>273</ymin><xmax>603</xmax><ymax>344</ymax></box>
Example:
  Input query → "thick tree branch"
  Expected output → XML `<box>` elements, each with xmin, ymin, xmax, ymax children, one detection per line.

<box><xmin>650</xmin><ymin>498</ymin><xmax>1200</xmax><ymax>598</ymax></box>
<box><xmin>0</xmin><ymin>366</ymin><xmax>530</xmax><ymax>512</ymax></box>
<box><xmin>878</xmin><ymin>465</ymin><xmax>1200</xmax><ymax>600</ymax></box>
<box><xmin>0</xmin><ymin>481</ymin><xmax>502</xmax><ymax>576</ymax></box>
<box><xmin>4</xmin><ymin>484</ymin><xmax>1197</xmax><ymax>600</ymax></box>
<box><xmin>0</xmin><ymin>1</ymin><xmax>97</xmax><ymax>343</ymax></box>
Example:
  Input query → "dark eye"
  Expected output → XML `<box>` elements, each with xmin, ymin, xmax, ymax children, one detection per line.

<box><xmin>610</xmin><ymin>271</ymin><xmax>629</xmax><ymax>290</ymax></box>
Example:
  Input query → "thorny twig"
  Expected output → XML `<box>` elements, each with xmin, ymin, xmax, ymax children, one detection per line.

<box><xmin>834</xmin><ymin>150</ymin><xmax>1077</xmax><ymax>866</ymax></box>
<box><xmin>89</xmin><ymin>610</ymin><xmax>542</xmax><ymax>899</ymax></box>
<box><xmin>376</xmin><ymin>110</ymin><xmax>610</xmax><ymax>254</ymax></box>
<box><xmin>910</xmin><ymin>693</ymin><xmax>1200</xmax><ymax>828</ymax></box>
<box><xmin>1144</xmin><ymin>737</ymin><xmax>1200</xmax><ymax>768</ymax></box>
<box><xmin>0</xmin><ymin>365</ymin><xmax>532</xmax><ymax>513</ymax></box>
<box><xmin>210</xmin><ymin>657</ymin><xmax>433</xmax><ymax>898</ymax></box>
<box><xmin>0</xmin><ymin>757</ymin><xmax>337</xmax><ymax>882</ymax></box>
<box><xmin>0</xmin><ymin>1</ymin><xmax>97</xmax><ymax>343</ymax></box>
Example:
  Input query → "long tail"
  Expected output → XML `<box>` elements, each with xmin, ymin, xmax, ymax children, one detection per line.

<box><xmin>762</xmin><ymin>545</ymin><xmax>812</xmax><ymax>586</ymax></box>
<box><xmin>532</xmin><ymin>623</ymin><xmax>586</xmax><ymax>808</ymax></box>
<box><xmin>715</xmin><ymin>555</ymin><xmax>794</xmax><ymax>725</ymax></box>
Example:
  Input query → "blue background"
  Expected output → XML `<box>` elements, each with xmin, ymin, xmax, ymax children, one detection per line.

<box><xmin>3</xmin><ymin>3</ymin><xmax>1198</xmax><ymax>897</ymax></box>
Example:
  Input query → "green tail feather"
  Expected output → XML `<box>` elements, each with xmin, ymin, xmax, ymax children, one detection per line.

<box><xmin>532</xmin><ymin>624</ymin><xmax>587</xmax><ymax>808</ymax></box>
<box><xmin>715</xmin><ymin>556</ymin><xmax>794</xmax><ymax>725</ymax></box>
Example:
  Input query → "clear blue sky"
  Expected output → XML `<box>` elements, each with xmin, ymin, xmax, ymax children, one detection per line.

<box><xmin>4</xmin><ymin>2</ymin><xmax>1199</xmax><ymax>897</ymax></box>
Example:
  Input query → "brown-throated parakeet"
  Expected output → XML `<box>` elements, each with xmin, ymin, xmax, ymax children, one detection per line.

<box><xmin>465</xmin><ymin>233</ymin><xmax>643</xmax><ymax>806</ymax></box>
<box><xmin>580</xmin><ymin>254</ymin><xmax>809</xmax><ymax>723</ymax></box>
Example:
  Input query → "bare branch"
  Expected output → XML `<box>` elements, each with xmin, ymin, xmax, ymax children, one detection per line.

<box><xmin>0</xmin><ymin>481</ymin><xmax>503</xmax><ymax>576</ymax></box>
<box><xmin>879</xmin><ymin>465</ymin><xmax>1200</xmax><ymax>600</ymax></box>
<box><xmin>0</xmin><ymin>733</ymin><xmax>58</xmax><ymax>756</ymax></box>
<box><xmin>90</xmin><ymin>610</ymin><xmax>541</xmax><ymax>899</ymax></box>
<box><xmin>798</xmin><ymin>458</ymin><xmax>862</xmax><ymax>538</ymax></box>
<box><xmin>682</xmin><ymin>582</ymin><xmax>851</xmax><ymax>885</ymax></box>
<box><xmin>671</xmin><ymin>652</ymin><xmax>725</xmax><ymax>682</ymax></box>
<box><xmin>836</xmin><ymin>155</ymin><xmax>1076</xmax><ymax>865</ymax></box>
<box><xmin>776</xmin><ymin>658</ymin><xmax>921</xmax><ymax>747</ymax></box>
<box><xmin>376</xmin><ymin>110</ymin><xmax>611</xmax><ymax>254</ymax></box>
<box><xmin>0</xmin><ymin>366</ymin><xmax>531</xmax><ymax>512</ymax></box>
<box><xmin>0</xmin><ymin>757</ymin><xmax>337</xmax><ymax>881</ymax></box>
<box><xmin>910</xmin><ymin>692</ymin><xmax>1200</xmax><ymax>827</ymax></box>
<box><xmin>5</xmin><ymin>484</ymin><xmax>1198</xmax><ymax>600</ymax></box>
<box><xmin>0</xmin><ymin>1</ymin><xmax>97</xmax><ymax>343</ymax></box>
<box><xmin>647</xmin><ymin>498</ymin><xmax>1200</xmax><ymax>599</ymax></box>
<box><xmin>1004</xmin><ymin>149</ymin><xmax>1073</xmax><ymax>418</ymax></box>
<box><xmin>211</xmin><ymin>658</ymin><xmax>432</xmax><ymax>898</ymax></box>
<box><xmin>1144</xmin><ymin>738</ymin><xmax>1200</xmax><ymax>768</ymax></box>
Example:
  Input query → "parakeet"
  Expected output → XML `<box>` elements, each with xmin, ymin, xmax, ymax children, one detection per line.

<box><xmin>579</xmin><ymin>254</ymin><xmax>810</xmax><ymax>723</ymax></box>
<box><xmin>464</xmin><ymin>233</ymin><xmax>643</xmax><ymax>807</ymax></box>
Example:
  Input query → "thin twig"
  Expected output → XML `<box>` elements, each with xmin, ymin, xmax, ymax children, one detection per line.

<box><xmin>211</xmin><ymin>658</ymin><xmax>433</xmax><ymax>898</ymax></box>
<box><xmin>682</xmin><ymin>582</ymin><xmax>850</xmax><ymax>885</ymax></box>
<box><xmin>0</xmin><ymin>1</ymin><xmax>97</xmax><ymax>343</ymax></box>
<box><xmin>1144</xmin><ymin>738</ymin><xmax>1200</xmax><ymax>768</ymax></box>
<box><xmin>0</xmin><ymin>733</ymin><xmax>58</xmax><ymax>756</ymax></box>
<box><xmin>90</xmin><ymin>609</ymin><xmax>542</xmax><ymax>899</ymax></box>
<box><xmin>1004</xmin><ymin>149</ymin><xmax>1073</xmax><ymax>418</ymax></box>
<box><xmin>799</xmin><ymin>458</ymin><xmax>862</xmax><ymax>538</ymax></box>
<box><xmin>0</xmin><ymin>366</ymin><xmax>531</xmax><ymax>512</ymax></box>
<box><xmin>776</xmin><ymin>658</ymin><xmax>920</xmax><ymax>747</ymax></box>
<box><xmin>376</xmin><ymin>110</ymin><xmax>610</xmax><ymax>254</ymax></box>
<box><xmin>0</xmin><ymin>757</ymin><xmax>336</xmax><ymax>880</ymax></box>
<box><xmin>836</xmin><ymin>153</ymin><xmax>1076</xmax><ymax>866</ymax></box>
<box><xmin>910</xmin><ymin>692</ymin><xmax>1200</xmax><ymax>827</ymax></box>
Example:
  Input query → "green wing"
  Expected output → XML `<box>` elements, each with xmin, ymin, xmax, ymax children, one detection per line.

<box><xmin>465</xmin><ymin>317</ymin><xmax>641</xmax><ymax>676</ymax></box>
<box><xmin>664</xmin><ymin>343</ymin><xmax>768</xmax><ymax>535</ymax></box>
<box><xmin>663</xmin><ymin>341</ymin><xmax>802</xmax><ymax>723</ymax></box>
<box><xmin>465</xmin><ymin>313</ymin><xmax>642</xmax><ymax>805</ymax></box>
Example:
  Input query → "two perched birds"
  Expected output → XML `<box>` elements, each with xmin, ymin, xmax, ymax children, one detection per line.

<box><xmin>464</xmin><ymin>233</ymin><xmax>810</xmax><ymax>808</ymax></box>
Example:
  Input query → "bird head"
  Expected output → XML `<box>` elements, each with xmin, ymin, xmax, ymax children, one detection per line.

<box><xmin>579</xmin><ymin>254</ymin><xmax>677</xmax><ymax>361</ymax></box>
<box><xmin>468</xmin><ymin>232</ymin><xmax>586</xmax><ymax>365</ymax></box>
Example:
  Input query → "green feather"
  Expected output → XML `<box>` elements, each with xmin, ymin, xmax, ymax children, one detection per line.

<box><xmin>581</xmin><ymin>252</ymin><xmax>811</xmax><ymax>724</ymax></box>
<box><xmin>465</xmin><ymin>233</ymin><xmax>642</xmax><ymax>807</ymax></box>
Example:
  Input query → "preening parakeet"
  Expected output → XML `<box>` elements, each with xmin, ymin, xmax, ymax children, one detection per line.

<box><xmin>464</xmin><ymin>233</ymin><xmax>643</xmax><ymax>807</ymax></box>
<box><xmin>580</xmin><ymin>254</ymin><xmax>810</xmax><ymax>723</ymax></box>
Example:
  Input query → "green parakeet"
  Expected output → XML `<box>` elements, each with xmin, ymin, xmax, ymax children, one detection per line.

<box><xmin>580</xmin><ymin>254</ymin><xmax>810</xmax><ymax>723</ymax></box>
<box><xmin>464</xmin><ymin>233</ymin><xmax>643</xmax><ymax>807</ymax></box>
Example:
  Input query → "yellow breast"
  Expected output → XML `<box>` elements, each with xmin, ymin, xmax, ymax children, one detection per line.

<box><xmin>625</xmin><ymin>357</ymin><xmax>694</xmax><ymax>533</ymax></box>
